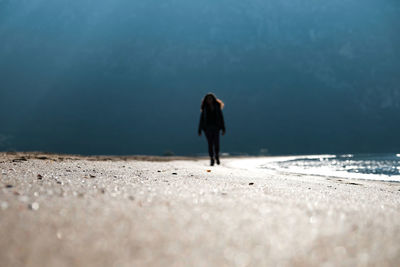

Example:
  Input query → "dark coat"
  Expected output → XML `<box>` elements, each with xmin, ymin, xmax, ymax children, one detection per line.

<box><xmin>198</xmin><ymin>104</ymin><xmax>226</xmax><ymax>133</ymax></box>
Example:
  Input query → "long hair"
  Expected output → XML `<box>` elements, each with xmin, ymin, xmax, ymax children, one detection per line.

<box><xmin>200</xmin><ymin>93</ymin><xmax>224</xmax><ymax>111</ymax></box>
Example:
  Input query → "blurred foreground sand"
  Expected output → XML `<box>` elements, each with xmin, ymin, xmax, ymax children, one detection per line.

<box><xmin>1</xmin><ymin>153</ymin><xmax>400</xmax><ymax>266</ymax></box>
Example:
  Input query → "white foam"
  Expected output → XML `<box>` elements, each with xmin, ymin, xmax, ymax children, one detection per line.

<box><xmin>260</xmin><ymin>154</ymin><xmax>400</xmax><ymax>183</ymax></box>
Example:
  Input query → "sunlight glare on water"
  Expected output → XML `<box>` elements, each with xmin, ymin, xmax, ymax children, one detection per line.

<box><xmin>263</xmin><ymin>154</ymin><xmax>400</xmax><ymax>182</ymax></box>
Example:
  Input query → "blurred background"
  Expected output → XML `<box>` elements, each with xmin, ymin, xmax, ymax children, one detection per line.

<box><xmin>0</xmin><ymin>0</ymin><xmax>399</xmax><ymax>156</ymax></box>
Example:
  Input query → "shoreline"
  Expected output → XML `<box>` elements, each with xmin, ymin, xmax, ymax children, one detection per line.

<box><xmin>0</xmin><ymin>151</ymin><xmax>203</xmax><ymax>162</ymax></box>
<box><xmin>1</xmin><ymin>154</ymin><xmax>400</xmax><ymax>266</ymax></box>
<box><xmin>0</xmin><ymin>151</ymin><xmax>339</xmax><ymax>162</ymax></box>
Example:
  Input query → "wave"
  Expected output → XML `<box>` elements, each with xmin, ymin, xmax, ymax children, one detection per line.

<box><xmin>261</xmin><ymin>154</ymin><xmax>400</xmax><ymax>182</ymax></box>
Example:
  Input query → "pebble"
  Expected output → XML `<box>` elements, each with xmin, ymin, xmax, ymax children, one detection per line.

<box><xmin>29</xmin><ymin>202</ymin><xmax>40</xmax><ymax>211</ymax></box>
<box><xmin>56</xmin><ymin>231</ymin><xmax>63</xmax><ymax>239</ymax></box>
<box><xmin>1</xmin><ymin>201</ymin><xmax>8</xmax><ymax>210</ymax></box>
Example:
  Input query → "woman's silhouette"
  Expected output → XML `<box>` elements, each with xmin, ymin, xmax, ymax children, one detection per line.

<box><xmin>198</xmin><ymin>93</ymin><xmax>226</xmax><ymax>166</ymax></box>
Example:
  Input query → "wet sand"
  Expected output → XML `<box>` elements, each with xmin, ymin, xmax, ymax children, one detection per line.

<box><xmin>1</xmin><ymin>153</ymin><xmax>400</xmax><ymax>266</ymax></box>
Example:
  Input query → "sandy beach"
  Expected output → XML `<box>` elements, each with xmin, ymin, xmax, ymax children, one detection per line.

<box><xmin>1</xmin><ymin>152</ymin><xmax>400</xmax><ymax>267</ymax></box>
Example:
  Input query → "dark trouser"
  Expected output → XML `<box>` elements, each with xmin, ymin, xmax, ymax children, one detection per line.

<box><xmin>205</xmin><ymin>130</ymin><xmax>220</xmax><ymax>159</ymax></box>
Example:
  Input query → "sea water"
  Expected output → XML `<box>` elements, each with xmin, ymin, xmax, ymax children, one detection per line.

<box><xmin>262</xmin><ymin>154</ymin><xmax>400</xmax><ymax>182</ymax></box>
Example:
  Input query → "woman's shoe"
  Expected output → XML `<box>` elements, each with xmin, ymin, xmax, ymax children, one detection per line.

<box><xmin>210</xmin><ymin>158</ymin><xmax>215</xmax><ymax>166</ymax></box>
<box><xmin>216</xmin><ymin>157</ymin><xmax>220</xmax><ymax>165</ymax></box>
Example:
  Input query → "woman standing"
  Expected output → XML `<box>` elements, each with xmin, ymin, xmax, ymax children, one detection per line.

<box><xmin>198</xmin><ymin>93</ymin><xmax>226</xmax><ymax>166</ymax></box>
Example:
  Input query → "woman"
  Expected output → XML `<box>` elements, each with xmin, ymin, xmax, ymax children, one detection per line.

<box><xmin>198</xmin><ymin>93</ymin><xmax>226</xmax><ymax>166</ymax></box>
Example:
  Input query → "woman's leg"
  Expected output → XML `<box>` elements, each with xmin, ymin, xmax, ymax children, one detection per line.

<box><xmin>205</xmin><ymin>131</ymin><xmax>214</xmax><ymax>159</ymax></box>
<box><xmin>214</xmin><ymin>131</ymin><xmax>220</xmax><ymax>164</ymax></box>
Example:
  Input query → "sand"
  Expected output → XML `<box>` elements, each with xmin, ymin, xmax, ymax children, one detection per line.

<box><xmin>1</xmin><ymin>152</ymin><xmax>400</xmax><ymax>267</ymax></box>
